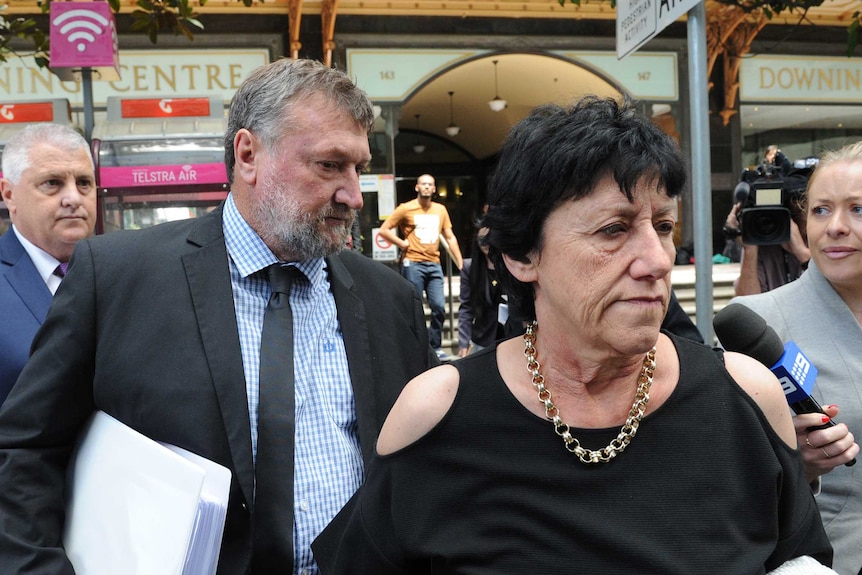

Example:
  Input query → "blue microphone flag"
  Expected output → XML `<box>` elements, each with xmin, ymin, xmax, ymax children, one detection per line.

<box><xmin>772</xmin><ymin>341</ymin><xmax>818</xmax><ymax>405</ymax></box>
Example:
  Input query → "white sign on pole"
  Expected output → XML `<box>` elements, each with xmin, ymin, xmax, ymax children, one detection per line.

<box><xmin>617</xmin><ymin>0</ymin><xmax>701</xmax><ymax>59</ymax></box>
<box><xmin>371</xmin><ymin>227</ymin><xmax>399</xmax><ymax>262</ymax></box>
<box><xmin>359</xmin><ymin>173</ymin><xmax>397</xmax><ymax>219</ymax></box>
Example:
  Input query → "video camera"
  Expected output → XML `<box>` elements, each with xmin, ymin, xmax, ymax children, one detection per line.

<box><xmin>735</xmin><ymin>157</ymin><xmax>815</xmax><ymax>245</ymax></box>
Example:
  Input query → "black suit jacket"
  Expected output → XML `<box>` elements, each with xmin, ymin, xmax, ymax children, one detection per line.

<box><xmin>0</xmin><ymin>206</ymin><xmax>434</xmax><ymax>573</ymax></box>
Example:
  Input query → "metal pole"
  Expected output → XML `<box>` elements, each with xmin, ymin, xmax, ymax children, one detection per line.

<box><xmin>81</xmin><ymin>67</ymin><xmax>95</xmax><ymax>142</ymax></box>
<box><xmin>687</xmin><ymin>1</ymin><xmax>714</xmax><ymax>344</ymax></box>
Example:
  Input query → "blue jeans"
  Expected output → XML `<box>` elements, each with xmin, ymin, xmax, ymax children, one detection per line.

<box><xmin>401</xmin><ymin>260</ymin><xmax>445</xmax><ymax>349</ymax></box>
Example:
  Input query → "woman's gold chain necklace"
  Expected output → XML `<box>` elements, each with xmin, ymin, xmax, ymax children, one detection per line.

<box><xmin>523</xmin><ymin>321</ymin><xmax>656</xmax><ymax>464</ymax></box>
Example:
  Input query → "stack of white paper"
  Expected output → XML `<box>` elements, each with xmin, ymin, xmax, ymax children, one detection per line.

<box><xmin>163</xmin><ymin>444</ymin><xmax>232</xmax><ymax>575</ymax></box>
<box><xmin>64</xmin><ymin>411</ymin><xmax>231</xmax><ymax>575</ymax></box>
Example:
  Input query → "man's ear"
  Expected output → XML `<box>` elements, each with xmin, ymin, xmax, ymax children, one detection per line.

<box><xmin>234</xmin><ymin>129</ymin><xmax>260</xmax><ymax>186</ymax></box>
<box><xmin>0</xmin><ymin>179</ymin><xmax>15</xmax><ymax>213</ymax></box>
<box><xmin>503</xmin><ymin>253</ymin><xmax>538</xmax><ymax>283</ymax></box>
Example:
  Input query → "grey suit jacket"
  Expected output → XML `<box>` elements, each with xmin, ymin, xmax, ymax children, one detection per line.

<box><xmin>0</xmin><ymin>205</ymin><xmax>434</xmax><ymax>574</ymax></box>
<box><xmin>0</xmin><ymin>230</ymin><xmax>53</xmax><ymax>405</ymax></box>
<box><xmin>732</xmin><ymin>261</ymin><xmax>862</xmax><ymax>575</ymax></box>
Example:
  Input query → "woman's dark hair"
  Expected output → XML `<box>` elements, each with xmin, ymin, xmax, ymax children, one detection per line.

<box><xmin>483</xmin><ymin>95</ymin><xmax>687</xmax><ymax>320</ymax></box>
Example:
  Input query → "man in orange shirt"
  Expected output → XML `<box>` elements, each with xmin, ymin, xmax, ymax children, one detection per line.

<box><xmin>379</xmin><ymin>174</ymin><xmax>463</xmax><ymax>360</ymax></box>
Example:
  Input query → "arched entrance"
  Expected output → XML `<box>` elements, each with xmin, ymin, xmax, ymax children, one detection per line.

<box><xmin>391</xmin><ymin>52</ymin><xmax>626</xmax><ymax>249</ymax></box>
<box><xmin>349</xmin><ymin>47</ymin><xmax>681</xmax><ymax>254</ymax></box>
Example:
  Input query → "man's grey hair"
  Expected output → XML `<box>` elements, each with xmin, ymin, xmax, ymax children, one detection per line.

<box><xmin>2</xmin><ymin>123</ymin><xmax>93</xmax><ymax>184</ymax></box>
<box><xmin>224</xmin><ymin>58</ymin><xmax>375</xmax><ymax>185</ymax></box>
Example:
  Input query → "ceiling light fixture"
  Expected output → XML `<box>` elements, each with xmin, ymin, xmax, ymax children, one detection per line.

<box><xmin>412</xmin><ymin>113</ymin><xmax>426</xmax><ymax>154</ymax></box>
<box><xmin>488</xmin><ymin>60</ymin><xmax>507</xmax><ymax>112</ymax></box>
<box><xmin>446</xmin><ymin>91</ymin><xmax>461</xmax><ymax>137</ymax></box>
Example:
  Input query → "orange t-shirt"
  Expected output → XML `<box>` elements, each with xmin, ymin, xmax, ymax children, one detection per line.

<box><xmin>384</xmin><ymin>199</ymin><xmax>452</xmax><ymax>263</ymax></box>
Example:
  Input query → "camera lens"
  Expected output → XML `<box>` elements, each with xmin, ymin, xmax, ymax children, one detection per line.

<box><xmin>740</xmin><ymin>206</ymin><xmax>792</xmax><ymax>245</ymax></box>
<box><xmin>752</xmin><ymin>213</ymin><xmax>780</xmax><ymax>238</ymax></box>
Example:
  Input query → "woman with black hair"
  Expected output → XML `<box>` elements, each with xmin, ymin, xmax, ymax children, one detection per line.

<box><xmin>314</xmin><ymin>96</ymin><xmax>832</xmax><ymax>574</ymax></box>
<box><xmin>457</xmin><ymin>226</ymin><xmax>506</xmax><ymax>357</ymax></box>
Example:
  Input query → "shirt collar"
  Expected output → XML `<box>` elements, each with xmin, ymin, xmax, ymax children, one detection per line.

<box><xmin>11</xmin><ymin>225</ymin><xmax>62</xmax><ymax>285</ymax></box>
<box><xmin>222</xmin><ymin>193</ymin><xmax>326</xmax><ymax>286</ymax></box>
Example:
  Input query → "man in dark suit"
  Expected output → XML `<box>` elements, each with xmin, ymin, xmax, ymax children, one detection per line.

<box><xmin>0</xmin><ymin>123</ymin><xmax>96</xmax><ymax>406</ymax></box>
<box><xmin>0</xmin><ymin>59</ymin><xmax>435</xmax><ymax>573</ymax></box>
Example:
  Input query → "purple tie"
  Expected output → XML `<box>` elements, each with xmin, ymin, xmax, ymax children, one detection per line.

<box><xmin>55</xmin><ymin>262</ymin><xmax>69</xmax><ymax>278</ymax></box>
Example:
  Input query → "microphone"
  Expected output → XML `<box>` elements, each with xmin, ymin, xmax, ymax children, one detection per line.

<box><xmin>714</xmin><ymin>303</ymin><xmax>855</xmax><ymax>466</ymax></box>
<box><xmin>733</xmin><ymin>181</ymin><xmax>750</xmax><ymax>206</ymax></box>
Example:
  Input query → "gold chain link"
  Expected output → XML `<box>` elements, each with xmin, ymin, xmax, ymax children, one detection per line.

<box><xmin>523</xmin><ymin>321</ymin><xmax>656</xmax><ymax>464</ymax></box>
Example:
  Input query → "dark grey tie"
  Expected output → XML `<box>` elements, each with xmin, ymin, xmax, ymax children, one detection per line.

<box><xmin>253</xmin><ymin>263</ymin><xmax>301</xmax><ymax>572</ymax></box>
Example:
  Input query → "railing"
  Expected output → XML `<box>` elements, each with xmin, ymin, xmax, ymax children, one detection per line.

<box><xmin>439</xmin><ymin>237</ymin><xmax>458</xmax><ymax>351</ymax></box>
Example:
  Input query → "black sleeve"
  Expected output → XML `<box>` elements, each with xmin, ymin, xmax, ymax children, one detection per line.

<box><xmin>312</xmin><ymin>464</ymin><xmax>412</xmax><ymax>575</ymax></box>
<box><xmin>458</xmin><ymin>260</ymin><xmax>473</xmax><ymax>350</ymax></box>
<box><xmin>765</xmin><ymin>442</ymin><xmax>834</xmax><ymax>571</ymax></box>
<box><xmin>661</xmin><ymin>290</ymin><xmax>704</xmax><ymax>344</ymax></box>
<box><xmin>0</xmin><ymin>242</ymin><xmax>98</xmax><ymax>573</ymax></box>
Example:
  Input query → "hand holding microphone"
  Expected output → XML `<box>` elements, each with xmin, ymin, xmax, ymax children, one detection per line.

<box><xmin>714</xmin><ymin>304</ymin><xmax>857</xmax><ymax>468</ymax></box>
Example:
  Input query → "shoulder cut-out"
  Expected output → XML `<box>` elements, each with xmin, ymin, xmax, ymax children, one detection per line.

<box><xmin>376</xmin><ymin>364</ymin><xmax>460</xmax><ymax>456</ymax></box>
<box><xmin>724</xmin><ymin>351</ymin><xmax>796</xmax><ymax>448</ymax></box>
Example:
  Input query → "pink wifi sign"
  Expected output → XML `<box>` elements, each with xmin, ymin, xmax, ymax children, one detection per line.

<box><xmin>49</xmin><ymin>1</ymin><xmax>119</xmax><ymax>81</ymax></box>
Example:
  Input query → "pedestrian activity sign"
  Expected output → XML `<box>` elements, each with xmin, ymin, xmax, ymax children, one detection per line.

<box><xmin>617</xmin><ymin>0</ymin><xmax>701</xmax><ymax>59</ymax></box>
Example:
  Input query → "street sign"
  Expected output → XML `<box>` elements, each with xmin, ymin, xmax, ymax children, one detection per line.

<box><xmin>372</xmin><ymin>227</ymin><xmax>398</xmax><ymax>262</ymax></box>
<box><xmin>617</xmin><ymin>0</ymin><xmax>701</xmax><ymax>59</ymax></box>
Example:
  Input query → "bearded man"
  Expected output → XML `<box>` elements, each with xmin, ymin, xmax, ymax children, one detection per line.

<box><xmin>0</xmin><ymin>58</ymin><xmax>436</xmax><ymax>574</ymax></box>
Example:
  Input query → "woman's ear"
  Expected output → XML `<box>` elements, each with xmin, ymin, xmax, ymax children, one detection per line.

<box><xmin>503</xmin><ymin>253</ymin><xmax>538</xmax><ymax>283</ymax></box>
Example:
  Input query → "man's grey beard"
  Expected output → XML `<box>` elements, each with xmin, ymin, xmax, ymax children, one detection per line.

<box><xmin>252</xmin><ymin>181</ymin><xmax>353</xmax><ymax>261</ymax></box>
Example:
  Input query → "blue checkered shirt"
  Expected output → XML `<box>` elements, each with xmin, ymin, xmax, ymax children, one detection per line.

<box><xmin>223</xmin><ymin>194</ymin><xmax>363</xmax><ymax>575</ymax></box>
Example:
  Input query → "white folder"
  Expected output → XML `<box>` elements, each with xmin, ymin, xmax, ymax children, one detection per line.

<box><xmin>63</xmin><ymin>411</ymin><xmax>231</xmax><ymax>575</ymax></box>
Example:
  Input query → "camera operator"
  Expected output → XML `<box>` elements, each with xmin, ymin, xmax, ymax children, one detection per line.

<box><xmin>724</xmin><ymin>148</ymin><xmax>811</xmax><ymax>296</ymax></box>
<box><xmin>726</xmin><ymin>204</ymin><xmax>809</xmax><ymax>295</ymax></box>
<box><xmin>762</xmin><ymin>145</ymin><xmax>793</xmax><ymax>177</ymax></box>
